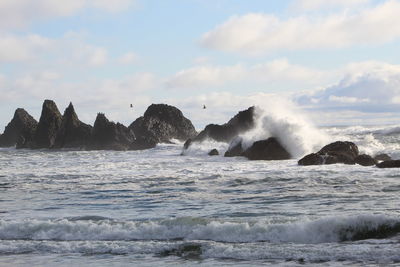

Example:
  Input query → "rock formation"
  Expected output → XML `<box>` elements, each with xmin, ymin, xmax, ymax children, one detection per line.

<box><xmin>243</xmin><ymin>138</ymin><xmax>291</xmax><ymax>160</ymax></box>
<box><xmin>130</xmin><ymin>104</ymin><xmax>197</xmax><ymax>143</ymax></box>
<box><xmin>298</xmin><ymin>141</ymin><xmax>360</xmax><ymax>165</ymax></box>
<box><xmin>0</xmin><ymin>108</ymin><xmax>37</xmax><ymax>148</ymax></box>
<box><xmin>189</xmin><ymin>106</ymin><xmax>255</xmax><ymax>144</ymax></box>
<box><xmin>208</xmin><ymin>149</ymin><xmax>219</xmax><ymax>156</ymax></box>
<box><xmin>224</xmin><ymin>137</ymin><xmax>244</xmax><ymax>157</ymax></box>
<box><xmin>376</xmin><ymin>160</ymin><xmax>400</xmax><ymax>168</ymax></box>
<box><xmin>32</xmin><ymin>100</ymin><xmax>63</xmax><ymax>149</ymax></box>
<box><xmin>374</xmin><ymin>154</ymin><xmax>392</xmax><ymax>162</ymax></box>
<box><xmin>87</xmin><ymin>113</ymin><xmax>136</xmax><ymax>151</ymax></box>
<box><xmin>354</xmin><ymin>154</ymin><xmax>377</xmax><ymax>166</ymax></box>
<box><xmin>54</xmin><ymin>102</ymin><xmax>92</xmax><ymax>149</ymax></box>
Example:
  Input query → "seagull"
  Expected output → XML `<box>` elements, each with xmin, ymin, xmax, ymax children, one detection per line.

<box><xmin>130</xmin><ymin>104</ymin><xmax>133</xmax><ymax>108</ymax></box>
<box><xmin>203</xmin><ymin>105</ymin><xmax>206</xmax><ymax>109</ymax></box>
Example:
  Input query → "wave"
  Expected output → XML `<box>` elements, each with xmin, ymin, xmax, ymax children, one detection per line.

<box><xmin>1</xmin><ymin>214</ymin><xmax>399</xmax><ymax>244</ymax></box>
<box><xmin>239</xmin><ymin>106</ymin><xmax>329</xmax><ymax>158</ymax></box>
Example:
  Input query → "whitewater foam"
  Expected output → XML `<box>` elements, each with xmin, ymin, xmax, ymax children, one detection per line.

<box><xmin>238</xmin><ymin>104</ymin><xmax>329</xmax><ymax>158</ymax></box>
<box><xmin>1</xmin><ymin>214</ymin><xmax>398</xmax><ymax>244</ymax></box>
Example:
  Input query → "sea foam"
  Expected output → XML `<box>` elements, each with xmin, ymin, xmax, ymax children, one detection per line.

<box><xmin>1</xmin><ymin>214</ymin><xmax>398</xmax><ymax>244</ymax></box>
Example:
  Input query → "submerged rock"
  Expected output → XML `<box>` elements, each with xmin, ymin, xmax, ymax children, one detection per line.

<box><xmin>190</xmin><ymin>106</ymin><xmax>255</xmax><ymax>144</ymax></box>
<box><xmin>297</xmin><ymin>153</ymin><xmax>324</xmax><ymax>166</ymax></box>
<box><xmin>374</xmin><ymin>153</ymin><xmax>392</xmax><ymax>162</ymax></box>
<box><xmin>208</xmin><ymin>149</ymin><xmax>219</xmax><ymax>156</ymax></box>
<box><xmin>130</xmin><ymin>104</ymin><xmax>197</xmax><ymax>143</ymax></box>
<box><xmin>0</xmin><ymin>108</ymin><xmax>37</xmax><ymax>148</ymax></box>
<box><xmin>88</xmin><ymin>113</ymin><xmax>136</xmax><ymax>151</ymax></box>
<box><xmin>355</xmin><ymin>154</ymin><xmax>377</xmax><ymax>166</ymax></box>
<box><xmin>243</xmin><ymin>138</ymin><xmax>291</xmax><ymax>160</ymax></box>
<box><xmin>298</xmin><ymin>141</ymin><xmax>360</xmax><ymax>166</ymax></box>
<box><xmin>33</xmin><ymin>100</ymin><xmax>63</xmax><ymax>148</ymax></box>
<box><xmin>130</xmin><ymin>135</ymin><xmax>158</xmax><ymax>150</ymax></box>
<box><xmin>224</xmin><ymin>138</ymin><xmax>244</xmax><ymax>157</ymax></box>
<box><xmin>376</xmin><ymin>160</ymin><xmax>400</xmax><ymax>168</ymax></box>
<box><xmin>54</xmin><ymin>102</ymin><xmax>92</xmax><ymax>149</ymax></box>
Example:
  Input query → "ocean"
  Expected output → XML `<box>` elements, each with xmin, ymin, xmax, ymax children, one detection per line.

<box><xmin>1</xmin><ymin>124</ymin><xmax>400</xmax><ymax>266</ymax></box>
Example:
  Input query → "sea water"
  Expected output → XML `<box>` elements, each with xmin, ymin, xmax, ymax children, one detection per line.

<box><xmin>1</xmin><ymin>124</ymin><xmax>400</xmax><ymax>266</ymax></box>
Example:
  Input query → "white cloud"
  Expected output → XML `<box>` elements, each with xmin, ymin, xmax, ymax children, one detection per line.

<box><xmin>87</xmin><ymin>47</ymin><xmax>108</xmax><ymax>66</ymax></box>
<box><xmin>328</xmin><ymin>95</ymin><xmax>370</xmax><ymax>104</ymax></box>
<box><xmin>290</xmin><ymin>0</ymin><xmax>370</xmax><ymax>11</ymax></box>
<box><xmin>118</xmin><ymin>52</ymin><xmax>138</xmax><ymax>64</ymax></box>
<box><xmin>0</xmin><ymin>0</ymin><xmax>136</xmax><ymax>29</ymax></box>
<box><xmin>166</xmin><ymin>59</ymin><xmax>329</xmax><ymax>90</ymax></box>
<box><xmin>166</xmin><ymin>64</ymin><xmax>245</xmax><ymax>89</ymax></box>
<box><xmin>0</xmin><ymin>34</ymin><xmax>52</xmax><ymax>62</ymax></box>
<box><xmin>0</xmin><ymin>33</ymin><xmax>109</xmax><ymax>67</ymax></box>
<box><xmin>201</xmin><ymin>0</ymin><xmax>400</xmax><ymax>54</ymax></box>
<box><xmin>296</xmin><ymin>61</ymin><xmax>400</xmax><ymax>110</ymax></box>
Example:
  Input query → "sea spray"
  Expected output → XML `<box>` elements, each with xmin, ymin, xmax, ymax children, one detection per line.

<box><xmin>240</xmin><ymin>98</ymin><xmax>330</xmax><ymax>158</ymax></box>
<box><xmin>184</xmin><ymin>97</ymin><xmax>330</xmax><ymax>158</ymax></box>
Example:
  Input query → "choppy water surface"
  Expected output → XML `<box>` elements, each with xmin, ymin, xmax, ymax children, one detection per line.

<box><xmin>1</xmin><ymin>125</ymin><xmax>400</xmax><ymax>266</ymax></box>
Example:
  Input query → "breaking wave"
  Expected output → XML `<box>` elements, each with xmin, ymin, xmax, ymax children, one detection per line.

<box><xmin>1</xmin><ymin>214</ymin><xmax>399</xmax><ymax>244</ymax></box>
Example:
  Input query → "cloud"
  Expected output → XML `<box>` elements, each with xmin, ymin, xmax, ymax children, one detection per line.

<box><xmin>87</xmin><ymin>47</ymin><xmax>108</xmax><ymax>66</ymax></box>
<box><xmin>118</xmin><ymin>52</ymin><xmax>138</xmax><ymax>64</ymax></box>
<box><xmin>0</xmin><ymin>34</ymin><xmax>52</xmax><ymax>62</ymax></box>
<box><xmin>290</xmin><ymin>0</ymin><xmax>370</xmax><ymax>11</ymax></box>
<box><xmin>296</xmin><ymin>61</ymin><xmax>400</xmax><ymax>111</ymax></box>
<box><xmin>166</xmin><ymin>64</ymin><xmax>245</xmax><ymax>89</ymax></box>
<box><xmin>0</xmin><ymin>0</ymin><xmax>136</xmax><ymax>29</ymax></box>
<box><xmin>0</xmin><ymin>33</ymin><xmax>109</xmax><ymax>67</ymax></box>
<box><xmin>201</xmin><ymin>0</ymin><xmax>400</xmax><ymax>54</ymax></box>
<box><xmin>166</xmin><ymin>59</ymin><xmax>329</xmax><ymax>90</ymax></box>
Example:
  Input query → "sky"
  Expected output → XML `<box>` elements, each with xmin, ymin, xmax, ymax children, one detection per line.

<box><xmin>2</xmin><ymin>0</ymin><xmax>400</xmax><ymax>130</ymax></box>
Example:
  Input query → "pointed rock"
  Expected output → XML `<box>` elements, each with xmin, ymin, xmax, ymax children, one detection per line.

<box><xmin>0</xmin><ymin>108</ymin><xmax>37</xmax><ymax>147</ymax></box>
<box><xmin>33</xmin><ymin>100</ymin><xmax>63</xmax><ymax>148</ymax></box>
<box><xmin>190</xmin><ymin>106</ymin><xmax>255</xmax><ymax>144</ymax></box>
<box><xmin>54</xmin><ymin>102</ymin><xmax>92</xmax><ymax>148</ymax></box>
<box><xmin>88</xmin><ymin>113</ymin><xmax>135</xmax><ymax>150</ymax></box>
<box><xmin>129</xmin><ymin>104</ymin><xmax>197</xmax><ymax>143</ymax></box>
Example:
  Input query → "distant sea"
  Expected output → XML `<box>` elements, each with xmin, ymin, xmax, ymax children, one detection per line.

<box><xmin>1</xmin><ymin>124</ymin><xmax>400</xmax><ymax>266</ymax></box>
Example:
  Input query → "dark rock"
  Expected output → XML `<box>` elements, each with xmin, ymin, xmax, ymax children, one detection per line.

<box><xmin>376</xmin><ymin>160</ymin><xmax>400</xmax><ymax>168</ymax></box>
<box><xmin>191</xmin><ymin>106</ymin><xmax>255</xmax><ymax>144</ymax></box>
<box><xmin>88</xmin><ymin>113</ymin><xmax>136</xmax><ymax>151</ymax></box>
<box><xmin>224</xmin><ymin>138</ymin><xmax>244</xmax><ymax>157</ymax></box>
<box><xmin>129</xmin><ymin>104</ymin><xmax>197</xmax><ymax>143</ymax></box>
<box><xmin>298</xmin><ymin>153</ymin><xmax>324</xmax><ymax>166</ymax></box>
<box><xmin>33</xmin><ymin>100</ymin><xmax>63</xmax><ymax>148</ymax></box>
<box><xmin>355</xmin><ymin>154</ymin><xmax>377</xmax><ymax>166</ymax></box>
<box><xmin>243</xmin><ymin>137</ymin><xmax>291</xmax><ymax>160</ymax></box>
<box><xmin>54</xmin><ymin>102</ymin><xmax>92</xmax><ymax>149</ymax></box>
<box><xmin>130</xmin><ymin>135</ymin><xmax>158</xmax><ymax>150</ymax></box>
<box><xmin>374</xmin><ymin>153</ymin><xmax>392</xmax><ymax>162</ymax></box>
<box><xmin>298</xmin><ymin>141</ymin><xmax>359</xmax><ymax>166</ymax></box>
<box><xmin>183</xmin><ymin>139</ymin><xmax>192</xmax><ymax>150</ymax></box>
<box><xmin>0</xmin><ymin>108</ymin><xmax>37</xmax><ymax>148</ymax></box>
<box><xmin>208</xmin><ymin>149</ymin><xmax>219</xmax><ymax>156</ymax></box>
<box><xmin>318</xmin><ymin>141</ymin><xmax>359</xmax><ymax>159</ymax></box>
